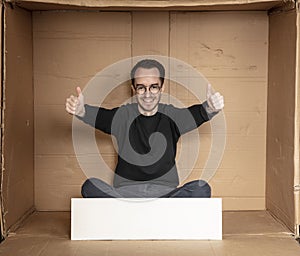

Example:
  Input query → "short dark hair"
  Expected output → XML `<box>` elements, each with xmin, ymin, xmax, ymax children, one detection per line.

<box><xmin>130</xmin><ymin>59</ymin><xmax>165</xmax><ymax>86</ymax></box>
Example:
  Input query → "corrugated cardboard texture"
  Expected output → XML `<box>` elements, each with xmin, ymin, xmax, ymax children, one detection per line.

<box><xmin>266</xmin><ymin>9</ymin><xmax>297</xmax><ymax>231</ymax></box>
<box><xmin>3</xmin><ymin>6</ymin><xmax>34</xmax><ymax>230</ymax></box>
<box><xmin>34</xmin><ymin>10</ymin><xmax>268</xmax><ymax>211</ymax></box>
<box><xmin>6</xmin><ymin>0</ymin><xmax>289</xmax><ymax>11</ymax></box>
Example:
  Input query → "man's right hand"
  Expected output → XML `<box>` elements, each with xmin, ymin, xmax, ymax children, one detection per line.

<box><xmin>65</xmin><ymin>87</ymin><xmax>85</xmax><ymax>117</ymax></box>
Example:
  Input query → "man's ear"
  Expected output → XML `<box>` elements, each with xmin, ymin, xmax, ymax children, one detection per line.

<box><xmin>131</xmin><ymin>84</ymin><xmax>136</xmax><ymax>93</ymax></box>
<box><xmin>161</xmin><ymin>84</ymin><xmax>165</xmax><ymax>93</ymax></box>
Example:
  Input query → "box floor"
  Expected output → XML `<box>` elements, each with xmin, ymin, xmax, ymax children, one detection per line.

<box><xmin>0</xmin><ymin>211</ymin><xmax>299</xmax><ymax>255</ymax></box>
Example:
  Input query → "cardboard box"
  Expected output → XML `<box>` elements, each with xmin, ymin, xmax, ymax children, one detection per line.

<box><xmin>0</xmin><ymin>0</ymin><xmax>299</xmax><ymax>242</ymax></box>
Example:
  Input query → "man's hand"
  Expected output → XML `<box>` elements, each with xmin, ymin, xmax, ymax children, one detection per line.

<box><xmin>206</xmin><ymin>84</ymin><xmax>224</xmax><ymax>112</ymax></box>
<box><xmin>65</xmin><ymin>87</ymin><xmax>85</xmax><ymax>117</ymax></box>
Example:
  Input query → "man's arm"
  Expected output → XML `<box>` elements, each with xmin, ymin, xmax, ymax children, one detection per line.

<box><xmin>65</xmin><ymin>87</ymin><xmax>118</xmax><ymax>134</ymax></box>
<box><xmin>168</xmin><ymin>83</ymin><xmax>224</xmax><ymax>135</ymax></box>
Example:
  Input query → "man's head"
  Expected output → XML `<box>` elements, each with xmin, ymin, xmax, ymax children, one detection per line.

<box><xmin>131</xmin><ymin>59</ymin><xmax>165</xmax><ymax>87</ymax></box>
<box><xmin>130</xmin><ymin>59</ymin><xmax>166</xmax><ymax>116</ymax></box>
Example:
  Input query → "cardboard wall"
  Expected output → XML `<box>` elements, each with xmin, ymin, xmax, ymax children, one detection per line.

<box><xmin>3</xmin><ymin>6</ymin><xmax>34</xmax><ymax>230</ymax></box>
<box><xmin>33</xmin><ymin>10</ymin><xmax>268</xmax><ymax>211</ymax></box>
<box><xmin>0</xmin><ymin>3</ymin><xmax>3</xmax><ymax>237</ymax></box>
<box><xmin>170</xmin><ymin>11</ymin><xmax>268</xmax><ymax>210</ymax></box>
<box><xmin>296</xmin><ymin>7</ymin><xmax>300</xmax><ymax>235</ymax></box>
<box><xmin>33</xmin><ymin>11</ymin><xmax>132</xmax><ymax>210</ymax></box>
<box><xmin>266</xmin><ymin>9</ymin><xmax>297</xmax><ymax>231</ymax></box>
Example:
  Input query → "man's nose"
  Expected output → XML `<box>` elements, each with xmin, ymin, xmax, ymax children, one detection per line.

<box><xmin>144</xmin><ymin>88</ymin><xmax>151</xmax><ymax>97</ymax></box>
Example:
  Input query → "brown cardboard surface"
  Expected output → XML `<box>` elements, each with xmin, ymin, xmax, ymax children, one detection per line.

<box><xmin>295</xmin><ymin>6</ymin><xmax>300</xmax><ymax>236</ymax></box>
<box><xmin>3</xmin><ymin>5</ymin><xmax>34</xmax><ymax>231</ymax></box>
<box><xmin>132</xmin><ymin>12</ymin><xmax>169</xmax><ymax>56</ymax></box>
<box><xmin>0</xmin><ymin>4</ymin><xmax>5</xmax><ymax>238</ymax></box>
<box><xmin>266</xmin><ymin>9</ymin><xmax>297</xmax><ymax>231</ymax></box>
<box><xmin>0</xmin><ymin>2</ymin><xmax>3</xmax><ymax>237</ymax></box>
<box><xmin>170</xmin><ymin>11</ymin><xmax>268</xmax><ymax>210</ymax></box>
<box><xmin>6</xmin><ymin>0</ymin><xmax>290</xmax><ymax>11</ymax></box>
<box><xmin>0</xmin><ymin>211</ymin><xmax>299</xmax><ymax>255</ymax></box>
<box><xmin>33</xmin><ymin>11</ymin><xmax>132</xmax><ymax>210</ymax></box>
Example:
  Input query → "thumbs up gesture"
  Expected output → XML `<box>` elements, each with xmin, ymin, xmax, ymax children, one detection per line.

<box><xmin>206</xmin><ymin>84</ymin><xmax>224</xmax><ymax>112</ymax></box>
<box><xmin>65</xmin><ymin>87</ymin><xmax>85</xmax><ymax>117</ymax></box>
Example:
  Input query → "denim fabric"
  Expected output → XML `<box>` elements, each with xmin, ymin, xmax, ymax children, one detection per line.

<box><xmin>81</xmin><ymin>178</ymin><xmax>211</xmax><ymax>198</ymax></box>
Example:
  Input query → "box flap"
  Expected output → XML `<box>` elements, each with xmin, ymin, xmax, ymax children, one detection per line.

<box><xmin>5</xmin><ymin>0</ymin><xmax>293</xmax><ymax>11</ymax></box>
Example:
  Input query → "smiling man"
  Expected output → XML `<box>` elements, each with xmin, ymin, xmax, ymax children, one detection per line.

<box><xmin>65</xmin><ymin>59</ymin><xmax>224</xmax><ymax>198</ymax></box>
<box><xmin>132</xmin><ymin>63</ymin><xmax>164</xmax><ymax>116</ymax></box>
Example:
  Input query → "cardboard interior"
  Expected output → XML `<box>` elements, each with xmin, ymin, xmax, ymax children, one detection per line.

<box><xmin>267</xmin><ymin>8</ymin><xmax>297</xmax><ymax>233</ymax></box>
<box><xmin>296</xmin><ymin>10</ymin><xmax>300</xmax><ymax>237</ymax></box>
<box><xmin>3</xmin><ymin>5</ymin><xmax>34</xmax><ymax>231</ymax></box>
<box><xmin>1</xmin><ymin>211</ymin><xmax>300</xmax><ymax>255</ymax></box>
<box><xmin>1</xmin><ymin>0</ymin><xmax>299</xmax><ymax>239</ymax></box>
<box><xmin>0</xmin><ymin>3</ymin><xmax>3</xmax><ymax>240</ymax></box>
<box><xmin>5</xmin><ymin>0</ymin><xmax>291</xmax><ymax>11</ymax></box>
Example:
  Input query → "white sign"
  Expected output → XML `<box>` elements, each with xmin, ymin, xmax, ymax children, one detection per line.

<box><xmin>71</xmin><ymin>198</ymin><xmax>222</xmax><ymax>240</ymax></box>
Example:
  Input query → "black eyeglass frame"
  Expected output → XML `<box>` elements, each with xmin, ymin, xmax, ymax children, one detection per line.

<box><xmin>134</xmin><ymin>84</ymin><xmax>162</xmax><ymax>95</ymax></box>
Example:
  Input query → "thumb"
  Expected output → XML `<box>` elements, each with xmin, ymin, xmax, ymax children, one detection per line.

<box><xmin>76</xmin><ymin>86</ymin><xmax>82</xmax><ymax>97</ymax></box>
<box><xmin>206</xmin><ymin>83</ymin><xmax>215</xmax><ymax>99</ymax></box>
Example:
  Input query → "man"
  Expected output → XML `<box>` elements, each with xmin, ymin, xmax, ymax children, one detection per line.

<box><xmin>66</xmin><ymin>59</ymin><xmax>224</xmax><ymax>198</ymax></box>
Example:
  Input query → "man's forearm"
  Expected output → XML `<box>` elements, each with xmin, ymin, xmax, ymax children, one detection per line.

<box><xmin>202</xmin><ymin>101</ymin><xmax>220</xmax><ymax>120</ymax></box>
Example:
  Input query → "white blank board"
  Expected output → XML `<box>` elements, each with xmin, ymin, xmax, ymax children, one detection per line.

<box><xmin>71</xmin><ymin>198</ymin><xmax>222</xmax><ymax>240</ymax></box>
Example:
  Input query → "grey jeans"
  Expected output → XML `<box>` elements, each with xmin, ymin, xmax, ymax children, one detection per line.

<box><xmin>81</xmin><ymin>178</ymin><xmax>211</xmax><ymax>198</ymax></box>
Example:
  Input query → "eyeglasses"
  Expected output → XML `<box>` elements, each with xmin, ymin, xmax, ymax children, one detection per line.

<box><xmin>135</xmin><ymin>84</ymin><xmax>161</xmax><ymax>95</ymax></box>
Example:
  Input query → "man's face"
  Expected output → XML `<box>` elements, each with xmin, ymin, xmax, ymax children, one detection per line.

<box><xmin>133</xmin><ymin>67</ymin><xmax>163</xmax><ymax>116</ymax></box>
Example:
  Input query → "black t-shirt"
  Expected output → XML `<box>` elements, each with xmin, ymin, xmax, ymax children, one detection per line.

<box><xmin>79</xmin><ymin>103</ymin><xmax>209</xmax><ymax>188</ymax></box>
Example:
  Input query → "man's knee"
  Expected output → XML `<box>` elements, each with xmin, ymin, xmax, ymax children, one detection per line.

<box><xmin>81</xmin><ymin>178</ymin><xmax>101</xmax><ymax>198</ymax></box>
<box><xmin>184</xmin><ymin>180</ymin><xmax>211</xmax><ymax>198</ymax></box>
<box><xmin>199</xmin><ymin>180</ymin><xmax>211</xmax><ymax>197</ymax></box>
<box><xmin>81</xmin><ymin>178</ymin><xmax>119</xmax><ymax>198</ymax></box>
<box><xmin>81</xmin><ymin>178</ymin><xmax>92</xmax><ymax>198</ymax></box>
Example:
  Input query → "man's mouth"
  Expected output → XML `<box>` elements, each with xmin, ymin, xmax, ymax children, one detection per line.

<box><xmin>142</xmin><ymin>98</ymin><xmax>154</xmax><ymax>103</ymax></box>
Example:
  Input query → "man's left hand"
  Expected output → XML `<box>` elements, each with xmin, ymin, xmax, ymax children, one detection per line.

<box><xmin>206</xmin><ymin>84</ymin><xmax>224</xmax><ymax>112</ymax></box>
